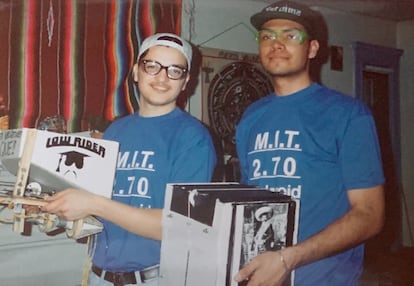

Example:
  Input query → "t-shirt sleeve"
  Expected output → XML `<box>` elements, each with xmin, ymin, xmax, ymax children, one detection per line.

<box><xmin>170</xmin><ymin>126</ymin><xmax>217</xmax><ymax>183</ymax></box>
<box><xmin>339</xmin><ymin>103</ymin><xmax>385</xmax><ymax>189</ymax></box>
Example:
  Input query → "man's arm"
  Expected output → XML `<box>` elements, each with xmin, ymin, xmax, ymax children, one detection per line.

<box><xmin>235</xmin><ymin>185</ymin><xmax>385</xmax><ymax>286</ymax></box>
<box><xmin>43</xmin><ymin>189</ymin><xmax>162</xmax><ymax>240</ymax></box>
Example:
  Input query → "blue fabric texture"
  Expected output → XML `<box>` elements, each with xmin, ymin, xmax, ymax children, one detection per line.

<box><xmin>236</xmin><ymin>83</ymin><xmax>384</xmax><ymax>285</ymax></box>
<box><xmin>93</xmin><ymin>107</ymin><xmax>217</xmax><ymax>272</ymax></box>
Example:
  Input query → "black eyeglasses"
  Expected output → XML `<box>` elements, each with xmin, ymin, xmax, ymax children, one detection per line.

<box><xmin>140</xmin><ymin>60</ymin><xmax>188</xmax><ymax>80</ymax></box>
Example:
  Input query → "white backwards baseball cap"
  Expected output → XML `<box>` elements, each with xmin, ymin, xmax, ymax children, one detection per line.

<box><xmin>137</xmin><ymin>33</ymin><xmax>192</xmax><ymax>71</ymax></box>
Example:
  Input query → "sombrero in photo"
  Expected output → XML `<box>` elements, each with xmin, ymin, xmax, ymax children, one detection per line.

<box><xmin>255</xmin><ymin>206</ymin><xmax>274</xmax><ymax>221</ymax></box>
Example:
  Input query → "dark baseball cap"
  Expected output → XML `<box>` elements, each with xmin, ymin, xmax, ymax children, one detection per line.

<box><xmin>250</xmin><ymin>0</ymin><xmax>320</xmax><ymax>39</ymax></box>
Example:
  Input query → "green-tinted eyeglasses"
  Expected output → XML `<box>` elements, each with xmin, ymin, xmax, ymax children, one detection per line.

<box><xmin>256</xmin><ymin>28</ymin><xmax>308</xmax><ymax>45</ymax></box>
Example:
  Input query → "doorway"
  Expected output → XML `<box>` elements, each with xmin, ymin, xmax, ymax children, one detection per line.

<box><xmin>362</xmin><ymin>69</ymin><xmax>400</xmax><ymax>252</ymax></box>
<box><xmin>352</xmin><ymin>41</ymin><xmax>404</xmax><ymax>249</ymax></box>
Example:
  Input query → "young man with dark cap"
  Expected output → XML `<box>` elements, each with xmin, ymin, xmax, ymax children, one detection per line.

<box><xmin>44</xmin><ymin>33</ymin><xmax>217</xmax><ymax>286</ymax></box>
<box><xmin>235</xmin><ymin>1</ymin><xmax>384</xmax><ymax>285</ymax></box>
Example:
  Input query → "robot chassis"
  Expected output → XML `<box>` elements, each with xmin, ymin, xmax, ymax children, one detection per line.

<box><xmin>0</xmin><ymin>130</ymin><xmax>101</xmax><ymax>239</ymax></box>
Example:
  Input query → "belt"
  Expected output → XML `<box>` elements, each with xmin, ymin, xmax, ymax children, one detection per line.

<box><xmin>92</xmin><ymin>264</ymin><xmax>159</xmax><ymax>286</ymax></box>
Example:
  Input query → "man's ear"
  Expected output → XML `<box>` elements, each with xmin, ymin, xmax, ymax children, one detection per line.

<box><xmin>308</xmin><ymin>40</ymin><xmax>320</xmax><ymax>59</ymax></box>
<box><xmin>132</xmin><ymin>63</ymin><xmax>139</xmax><ymax>83</ymax></box>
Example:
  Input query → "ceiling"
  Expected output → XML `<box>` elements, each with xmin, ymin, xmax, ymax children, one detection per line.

<box><xmin>256</xmin><ymin>0</ymin><xmax>414</xmax><ymax>22</ymax></box>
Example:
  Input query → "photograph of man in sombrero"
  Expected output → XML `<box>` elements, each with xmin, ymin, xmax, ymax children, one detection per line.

<box><xmin>240</xmin><ymin>203</ymin><xmax>289</xmax><ymax>268</ymax></box>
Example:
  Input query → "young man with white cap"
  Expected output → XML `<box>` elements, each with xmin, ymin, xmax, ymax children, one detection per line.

<box><xmin>235</xmin><ymin>1</ymin><xmax>384</xmax><ymax>285</ymax></box>
<box><xmin>44</xmin><ymin>33</ymin><xmax>217</xmax><ymax>286</ymax></box>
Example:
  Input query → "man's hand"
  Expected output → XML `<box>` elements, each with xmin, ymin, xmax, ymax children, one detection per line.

<box><xmin>42</xmin><ymin>188</ymin><xmax>95</xmax><ymax>221</ymax></box>
<box><xmin>234</xmin><ymin>251</ymin><xmax>290</xmax><ymax>286</ymax></box>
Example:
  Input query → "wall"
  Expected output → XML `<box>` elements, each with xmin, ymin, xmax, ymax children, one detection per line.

<box><xmin>183</xmin><ymin>0</ymin><xmax>397</xmax><ymax>117</ymax></box>
<box><xmin>182</xmin><ymin>0</ymin><xmax>261</xmax><ymax>119</ymax></box>
<box><xmin>181</xmin><ymin>0</ymin><xmax>414</xmax><ymax>247</ymax></box>
<box><xmin>397</xmin><ymin>20</ymin><xmax>414</xmax><ymax>247</ymax></box>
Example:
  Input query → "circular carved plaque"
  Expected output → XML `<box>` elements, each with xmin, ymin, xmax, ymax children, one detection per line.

<box><xmin>208</xmin><ymin>61</ymin><xmax>273</xmax><ymax>156</ymax></box>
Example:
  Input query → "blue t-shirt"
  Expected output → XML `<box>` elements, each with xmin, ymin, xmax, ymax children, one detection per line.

<box><xmin>236</xmin><ymin>83</ymin><xmax>384</xmax><ymax>285</ymax></box>
<box><xmin>93</xmin><ymin>107</ymin><xmax>217</xmax><ymax>272</ymax></box>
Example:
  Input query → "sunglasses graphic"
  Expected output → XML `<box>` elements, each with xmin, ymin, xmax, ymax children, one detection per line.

<box><xmin>56</xmin><ymin>151</ymin><xmax>89</xmax><ymax>172</ymax></box>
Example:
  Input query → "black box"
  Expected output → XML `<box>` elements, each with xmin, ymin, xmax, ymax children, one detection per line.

<box><xmin>159</xmin><ymin>183</ymin><xmax>299</xmax><ymax>286</ymax></box>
